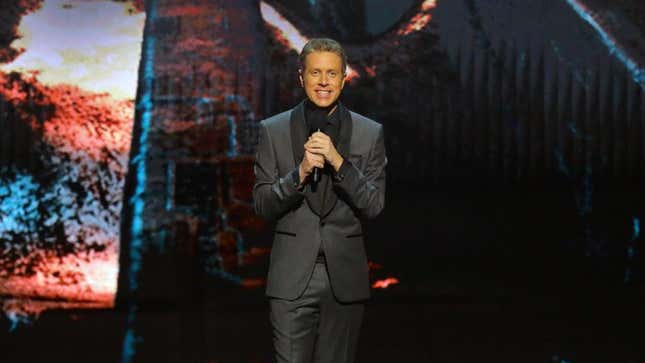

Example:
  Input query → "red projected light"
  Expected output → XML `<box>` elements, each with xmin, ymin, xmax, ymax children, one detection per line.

<box><xmin>398</xmin><ymin>0</ymin><xmax>436</xmax><ymax>36</ymax></box>
<box><xmin>372</xmin><ymin>277</ymin><xmax>400</xmax><ymax>289</ymax></box>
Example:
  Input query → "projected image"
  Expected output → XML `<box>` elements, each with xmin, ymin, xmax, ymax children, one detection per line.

<box><xmin>0</xmin><ymin>0</ymin><xmax>145</xmax><ymax>315</ymax></box>
<box><xmin>0</xmin><ymin>1</ymin><xmax>643</xmax><ymax>361</ymax></box>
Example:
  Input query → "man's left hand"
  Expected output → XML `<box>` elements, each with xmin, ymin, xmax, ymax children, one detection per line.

<box><xmin>304</xmin><ymin>131</ymin><xmax>344</xmax><ymax>171</ymax></box>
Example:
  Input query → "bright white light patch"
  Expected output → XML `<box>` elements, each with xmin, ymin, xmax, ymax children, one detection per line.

<box><xmin>259</xmin><ymin>1</ymin><xmax>358</xmax><ymax>80</ymax></box>
<box><xmin>260</xmin><ymin>1</ymin><xmax>307</xmax><ymax>52</ymax></box>
<box><xmin>0</xmin><ymin>0</ymin><xmax>145</xmax><ymax>100</ymax></box>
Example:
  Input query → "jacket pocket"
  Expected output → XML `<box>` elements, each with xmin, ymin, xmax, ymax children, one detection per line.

<box><xmin>275</xmin><ymin>230</ymin><xmax>296</xmax><ymax>237</ymax></box>
<box><xmin>346</xmin><ymin>233</ymin><xmax>363</xmax><ymax>238</ymax></box>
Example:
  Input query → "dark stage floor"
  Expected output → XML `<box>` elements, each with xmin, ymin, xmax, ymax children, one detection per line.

<box><xmin>2</xmin><ymin>260</ymin><xmax>644</xmax><ymax>363</ymax></box>
<box><xmin>2</xmin><ymin>185</ymin><xmax>643</xmax><ymax>362</ymax></box>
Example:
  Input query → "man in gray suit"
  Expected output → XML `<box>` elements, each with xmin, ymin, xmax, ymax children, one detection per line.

<box><xmin>253</xmin><ymin>38</ymin><xmax>387</xmax><ymax>363</ymax></box>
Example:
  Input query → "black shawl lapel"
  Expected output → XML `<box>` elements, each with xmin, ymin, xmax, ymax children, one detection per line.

<box><xmin>290</xmin><ymin>100</ymin><xmax>323</xmax><ymax>215</ymax></box>
<box><xmin>335</xmin><ymin>102</ymin><xmax>352</xmax><ymax>162</ymax></box>
<box><xmin>290</xmin><ymin>100</ymin><xmax>307</xmax><ymax>171</ymax></box>
<box><xmin>319</xmin><ymin>102</ymin><xmax>352</xmax><ymax>219</ymax></box>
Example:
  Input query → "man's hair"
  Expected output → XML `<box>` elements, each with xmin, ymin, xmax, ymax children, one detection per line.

<box><xmin>298</xmin><ymin>38</ymin><xmax>347</xmax><ymax>75</ymax></box>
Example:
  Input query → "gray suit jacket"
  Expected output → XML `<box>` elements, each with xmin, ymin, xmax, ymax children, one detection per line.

<box><xmin>253</xmin><ymin>101</ymin><xmax>387</xmax><ymax>302</ymax></box>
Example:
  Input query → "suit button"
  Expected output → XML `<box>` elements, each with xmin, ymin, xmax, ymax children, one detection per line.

<box><xmin>320</xmin><ymin>222</ymin><xmax>326</xmax><ymax>227</ymax></box>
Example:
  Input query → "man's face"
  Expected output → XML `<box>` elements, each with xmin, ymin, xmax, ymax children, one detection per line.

<box><xmin>299</xmin><ymin>51</ymin><xmax>346</xmax><ymax>108</ymax></box>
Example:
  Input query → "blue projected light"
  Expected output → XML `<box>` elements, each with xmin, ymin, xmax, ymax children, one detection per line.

<box><xmin>624</xmin><ymin>217</ymin><xmax>640</xmax><ymax>283</ymax></box>
<box><xmin>121</xmin><ymin>0</ymin><xmax>156</xmax><ymax>362</ymax></box>
<box><xmin>566</xmin><ymin>0</ymin><xmax>645</xmax><ymax>89</ymax></box>
<box><xmin>5</xmin><ymin>310</ymin><xmax>33</xmax><ymax>332</ymax></box>
<box><xmin>127</xmin><ymin>0</ymin><xmax>156</xmax><ymax>292</ymax></box>
<box><xmin>0</xmin><ymin>173</ymin><xmax>40</xmax><ymax>236</ymax></box>
<box><xmin>227</xmin><ymin>114</ymin><xmax>238</xmax><ymax>157</ymax></box>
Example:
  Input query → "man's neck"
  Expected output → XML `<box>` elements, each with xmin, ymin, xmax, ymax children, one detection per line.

<box><xmin>305</xmin><ymin>99</ymin><xmax>338</xmax><ymax>116</ymax></box>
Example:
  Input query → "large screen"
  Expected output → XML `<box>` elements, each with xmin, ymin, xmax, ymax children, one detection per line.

<box><xmin>1</xmin><ymin>1</ymin><xmax>643</xmax><ymax>362</ymax></box>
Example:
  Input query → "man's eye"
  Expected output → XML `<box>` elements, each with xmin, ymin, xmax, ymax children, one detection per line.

<box><xmin>329</xmin><ymin>72</ymin><xmax>337</xmax><ymax>78</ymax></box>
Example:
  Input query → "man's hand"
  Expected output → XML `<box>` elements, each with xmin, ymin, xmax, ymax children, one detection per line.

<box><xmin>304</xmin><ymin>131</ymin><xmax>344</xmax><ymax>171</ymax></box>
<box><xmin>299</xmin><ymin>149</ymin><xmax>325</xmax><ymax>184</ymax></box>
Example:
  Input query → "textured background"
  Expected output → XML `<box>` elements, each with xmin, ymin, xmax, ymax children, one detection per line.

<box><xmin>0</xmin><ymin>1</ymin><xmax>643</xmax><ymax>362</ymax></box>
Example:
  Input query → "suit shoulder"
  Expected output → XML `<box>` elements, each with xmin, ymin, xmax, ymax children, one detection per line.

<box><xmin>261</xmin><ymin>109</ymin><xmax>291</xmax><ymax>130</ymax></box>
<box><xmin>349</xmin><ymin>111</ymin><xmax>383</xmax><ymax>135</ymax></box>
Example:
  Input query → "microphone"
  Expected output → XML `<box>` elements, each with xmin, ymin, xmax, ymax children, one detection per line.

<box><xmin>308</xmin><ymin>109</ymin><xmax>327</xmax><ymax>185</ymax></box>
<box><xmin>310</xmin><ymin>128</ymin><xmax>321</xmax><ymax>183</ymax></box>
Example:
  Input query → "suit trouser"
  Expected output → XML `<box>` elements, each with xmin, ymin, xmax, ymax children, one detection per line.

<box><xmin>269</xmin><ymin>262</ymin><xmax>364</xmax><ymax>363</ymax></box>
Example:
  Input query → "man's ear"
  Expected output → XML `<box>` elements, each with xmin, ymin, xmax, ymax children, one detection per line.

<box><xmin>298</xmin><ymin>71</ymin><xmax>304</xmax><ymax>87</ymax></box>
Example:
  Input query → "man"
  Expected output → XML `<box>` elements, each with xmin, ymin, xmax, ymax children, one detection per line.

<box><xmin>253</xmin><ymin>38</ymin><xmax>387</xmax><ymax>363</ymax></box>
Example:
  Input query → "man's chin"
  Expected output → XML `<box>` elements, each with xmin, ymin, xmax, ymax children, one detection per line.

<box><xmin>308</xmin><ymin>98</ymin><xmax>337</xmax><ymax>109</ymax></box>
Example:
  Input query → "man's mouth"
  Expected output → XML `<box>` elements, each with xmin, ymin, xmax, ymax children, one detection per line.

<box><xmin>315</xmin><ymin>90</ymin><xmax>332</xmax><ymax>97</ymax></box>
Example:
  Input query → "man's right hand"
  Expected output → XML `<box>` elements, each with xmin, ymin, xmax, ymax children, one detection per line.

<box><xmin>299</xmin><ymin>149</ymin><xmax>325</xmax><ymax>184</ymax></box>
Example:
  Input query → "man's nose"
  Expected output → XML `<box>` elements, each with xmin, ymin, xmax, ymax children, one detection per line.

<box><xmin>318</xmin><ymin>73</ymin><xmax>328</xmax><ymax>85</ymax></box>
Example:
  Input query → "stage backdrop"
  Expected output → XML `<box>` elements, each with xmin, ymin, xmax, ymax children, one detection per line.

<box><xmin>0</xmin><ymin>0</ymin><xmax>145</xmax><ymax>318</ymax></box>
<box><xmin>1</xmin><ymin>0</ymin><xmax>643</xmax><ymax>330</ymax></box>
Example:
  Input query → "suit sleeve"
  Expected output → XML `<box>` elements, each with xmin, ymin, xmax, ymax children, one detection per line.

<box><xmin>333</xmin><ymin>125</ymin><xmax>387</xmax><ymax>219</ymax></box>
<box><xmin>253</xmin><ymin>122</ymin><xmax>305</xmax><ymax>222</ymax></box>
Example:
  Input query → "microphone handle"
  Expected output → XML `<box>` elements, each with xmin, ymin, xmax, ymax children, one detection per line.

<box><xmin>311</xmin><ymin>127</ymin><xmax>321</xmax><ymax>183</ymax></box>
